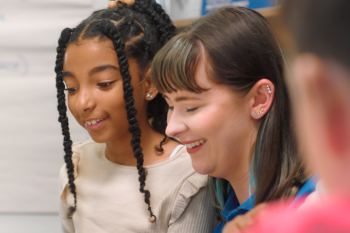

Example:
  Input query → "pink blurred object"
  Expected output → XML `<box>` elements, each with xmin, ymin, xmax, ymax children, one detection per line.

<box><xmin>243</xmin><ymin>196</ymin><xmax>350</xmax><ymax>233</ymax></box>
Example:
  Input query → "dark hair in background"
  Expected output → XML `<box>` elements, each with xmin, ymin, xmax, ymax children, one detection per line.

<box><xmin>55</xmin><ymin>0</ymin><xmax>176</xmax><ymax>219</ymax></box>
<box><xmin>282</xmin><ymin>0</ymin><xmax>350</xmax><ymax>68</ymax></box>
<box><xmin>151</xmin><ymin>7</ymin><xmax>306</xmax><ymax>221</ymax></box>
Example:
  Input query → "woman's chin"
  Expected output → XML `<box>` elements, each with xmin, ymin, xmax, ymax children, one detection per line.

<box><xmin>191</xmin><ymin>160</ymin><xmax>211</xmax><ymax>175</ymax></box>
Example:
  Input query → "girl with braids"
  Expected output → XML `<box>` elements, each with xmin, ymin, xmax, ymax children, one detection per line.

<box><xmin>150</xmin><ymin>7</ymin><xmax>313</xmax><ymax>233</ymax></box>
<box><xmin>55</xmin><ymin>1</ymin><xmax>215</xmax><ymax>232</ymax></box>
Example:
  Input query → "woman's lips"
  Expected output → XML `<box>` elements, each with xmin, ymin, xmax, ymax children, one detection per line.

<box><xmin>183</xmin><ymin>139</ymin><xmax>207</xmax><ymax>154</ymax></box>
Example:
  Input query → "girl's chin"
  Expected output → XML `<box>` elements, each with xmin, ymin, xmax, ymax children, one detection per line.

<box><xmin>89</xmin><ymin>134</ymin><xmax>110</xmax><ymax>144</ymax></box>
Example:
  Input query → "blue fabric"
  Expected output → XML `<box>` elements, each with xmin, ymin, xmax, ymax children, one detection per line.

<box><xmin>214</xmin><ymin>190</ymin><xmax>255</xmax><ymax>233</ymax></box>
<box><xmin>289</xmin><ymin>175</ymin><xmax>318</xmax><ymax>208</ymax></box>
<box><xmin>214</xmin><ymin>176</ymin><xmax>318</xmax><ymax>233</ymax></box>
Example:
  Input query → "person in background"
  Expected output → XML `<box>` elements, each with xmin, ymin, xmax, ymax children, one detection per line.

<box><xmin>223</xmin><ymin>0</ymin><xmax>350</xmax><ymax>232</ymax></box>
<box><xmin>55</xmin><ymin>0</ymin><xmax>215</xmax><ymax>232</ymax></box>
<box><xmin>150</xmin><ymin>7</ymin><xmax>311</xmax><ymax>233</ymax></box>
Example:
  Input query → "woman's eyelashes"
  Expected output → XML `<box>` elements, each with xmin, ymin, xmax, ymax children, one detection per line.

<box><xmin>166</xmin><ymin>105</ymin><xmax>199</xmax><ymax>112</ymax></box>
<box><xmin>185</xmin><ymin>107</ymin><xmax>198</xmax><ymax>112</ymax></box>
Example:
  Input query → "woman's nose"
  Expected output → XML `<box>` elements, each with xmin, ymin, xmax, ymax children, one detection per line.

<box><xmin>165</xmin><ymin>112</ymin><xmax>188</xmax><ymax>139</ymax></box>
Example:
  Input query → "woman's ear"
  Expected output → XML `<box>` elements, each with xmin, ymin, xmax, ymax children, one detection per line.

<box><xmin>248</xmin><ymin>79</ymin><xmax>275</xmax><ymax>119</ymax></box>
<box><xmin>142</xmin><ymin>68</ymin><xmax>159</xmax><ymax>101</ymax></box>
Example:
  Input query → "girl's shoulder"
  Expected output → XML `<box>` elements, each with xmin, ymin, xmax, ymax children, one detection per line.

<box><xmin>58</xmin><ymin>140</ymin><xmax>101</xmax><ymax>175</ymax></box>
<box><xmin>58</xmin><ymin>140</ymin><xmax>101</xmax><ymax>203</ymax></box>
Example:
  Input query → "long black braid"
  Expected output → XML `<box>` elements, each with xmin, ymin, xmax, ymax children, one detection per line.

<box><xmin>99</xmin><ymin>18</ymin><xmax>155</xmax><ymax>219</ymax></box>
<box><xmin>132</xmin><ymin>0</ymin><xmax>176</xmax><ymax>45</ymax></box>
<box><xmin>54</xmin><ymin>28</ymin><xmax>77</xmax><ymax>217</ymax></box>
<box><xmin>55</xmin><ymin>1</ymin><xmax>176</xmax><ymax>220</ymax></box>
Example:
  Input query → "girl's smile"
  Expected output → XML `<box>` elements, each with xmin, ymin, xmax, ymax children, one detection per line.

<box><xmin>84</xmin><ymin>116</ymin><xmax>109</xmax><ymax>131</ymax></box>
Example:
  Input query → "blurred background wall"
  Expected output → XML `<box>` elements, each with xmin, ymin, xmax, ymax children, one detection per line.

<box><xmin>0</xmin><ymin>0</ymin><xmax>277</xmax><ymax>231</ymax></box>
<box><xmin>0</xmin><ymin>0</ymin><xmax>93</xmax><ymax>214</ymax></box>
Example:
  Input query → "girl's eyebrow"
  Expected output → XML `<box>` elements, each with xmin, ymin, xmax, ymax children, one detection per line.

<box><xmin>62</xmin><ymin>65</ymin><xmax>119</xmax><ymax>79</ymax></box>
<box><xmin>62</xmin><ymin>71</ymin><xmax>74</xmax><ymax>78</ymax></box>
<box><xmin>89</xmin><ymin>65</ymin><xmax>119</xmax><ymax>76</ymax></box>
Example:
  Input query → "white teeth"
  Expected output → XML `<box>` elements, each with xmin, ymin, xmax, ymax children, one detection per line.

<box><xmin>85</xmin><ymin>117</ymin><xmax>107</xmax><ymax>126</ymax></box>
<box><xmin>185</xmin><ymin>139</ymin><xmax>207</xmax><ymax>149</ymax></box>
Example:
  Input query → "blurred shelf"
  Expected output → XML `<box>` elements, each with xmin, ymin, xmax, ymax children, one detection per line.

<box><xmin>174</xmin><ymin>6</ymin><xmax>281</xmax><ymax>30</ymax></box>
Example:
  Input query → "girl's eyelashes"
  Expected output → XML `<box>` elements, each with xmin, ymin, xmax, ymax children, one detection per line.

<box><xmin>63</xmin><ymin>81</ymin><xmax>116</xmax><ymax>93</ymax></box>
<box><xmin>64</xmin><ymin>87</ymin><xmax>78</xmax><ymax>94</ymax></box>
<box><xmin>97</xmin><ymin>81</ymin><xmax>116</xmax><ymax>88</ymax></box>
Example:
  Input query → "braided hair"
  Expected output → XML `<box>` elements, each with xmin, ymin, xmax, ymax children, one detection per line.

<box><xmin>54</xmin><ymin>1</ymin><xmax>176</xmax><ymax>220</ymax></box>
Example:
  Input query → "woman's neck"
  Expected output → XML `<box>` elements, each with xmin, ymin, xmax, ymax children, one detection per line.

<box><xmin>227</xmin><ymin>172</ymin><xmax>251</xmax><ymax>205</ymax></box>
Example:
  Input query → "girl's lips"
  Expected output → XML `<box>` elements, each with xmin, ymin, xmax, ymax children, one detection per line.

<box><xmin>186</xmin><ymin>141</ymin><xmax>207</xmax><ymax>154</ymax></box>
<box><xmin>85</xmin><ymin>117</ymin><xmax>109</xmax><ymax>131</ymax></box>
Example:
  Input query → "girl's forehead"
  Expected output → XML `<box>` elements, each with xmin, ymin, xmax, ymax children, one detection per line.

<box><xmin>68</xmin><ymin>37</ymin><xmax>114</xmax><ymax>51</ymax></box>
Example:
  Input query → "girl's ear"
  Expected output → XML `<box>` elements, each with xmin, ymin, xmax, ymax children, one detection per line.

<box><xmin>248</xmin><ymin>79</ymin><xmax>275</xmax><ymax>119</ymax></box>
<box><xmin>142</xmin><ymin>68</ymin><xmax>159</xmax><ymax>101</ymax></box>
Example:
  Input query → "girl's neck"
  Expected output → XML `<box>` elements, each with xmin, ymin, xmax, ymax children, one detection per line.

<box><xmin>105</xmin><ymin>120</ymin><xmax>176</xmax><ymax>166</ymax></box>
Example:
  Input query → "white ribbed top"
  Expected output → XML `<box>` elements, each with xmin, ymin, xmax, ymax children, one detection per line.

<box><xmin>59</xmin><ymin>140</ymin><xmax>215</xmax><ymax>233</ymax></box>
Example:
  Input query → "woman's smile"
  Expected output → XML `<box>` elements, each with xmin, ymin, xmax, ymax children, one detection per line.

<box><xmin>182</xmin><ymin>139</ymin><xmax>208</xmax><ymax>154</ymax></box>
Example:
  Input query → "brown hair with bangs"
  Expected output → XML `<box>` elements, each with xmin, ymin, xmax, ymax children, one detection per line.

<box><xmin>151</xmin><ymin>6</ymin><xmax>306</xmax><ymax>221</ymax></box>
<box><xmin>151</xmin><ymin>33</ymin><xmax>206</xmax><ymax>93</ymax></box>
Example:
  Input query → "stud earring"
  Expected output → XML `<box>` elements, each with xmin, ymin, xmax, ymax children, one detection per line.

<box><xmin>253</xmin><ymin>108</ymin><xmax>264</xmax><ymax>117</ymax></box>
<box><xmin>267</xmin><ymin>85</ymin><xmax>272</xmax><ymax>94</ymax></box>
<box><xmin>147</xmin><ymin>93</ymin><xmax>153</xmax><ymax>99</ymax></box>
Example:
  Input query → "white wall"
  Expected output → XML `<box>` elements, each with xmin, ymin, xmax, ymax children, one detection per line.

<box><xmin>0</xmin><ymin>0</ymin><xmax>93</xmax><ymax>213</ymax></box>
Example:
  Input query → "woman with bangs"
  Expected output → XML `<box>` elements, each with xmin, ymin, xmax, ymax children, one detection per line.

<box><xmin>151</xmin><ymin>7</ymin><xmax>313</xmax><ymax>232</ymax></box>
